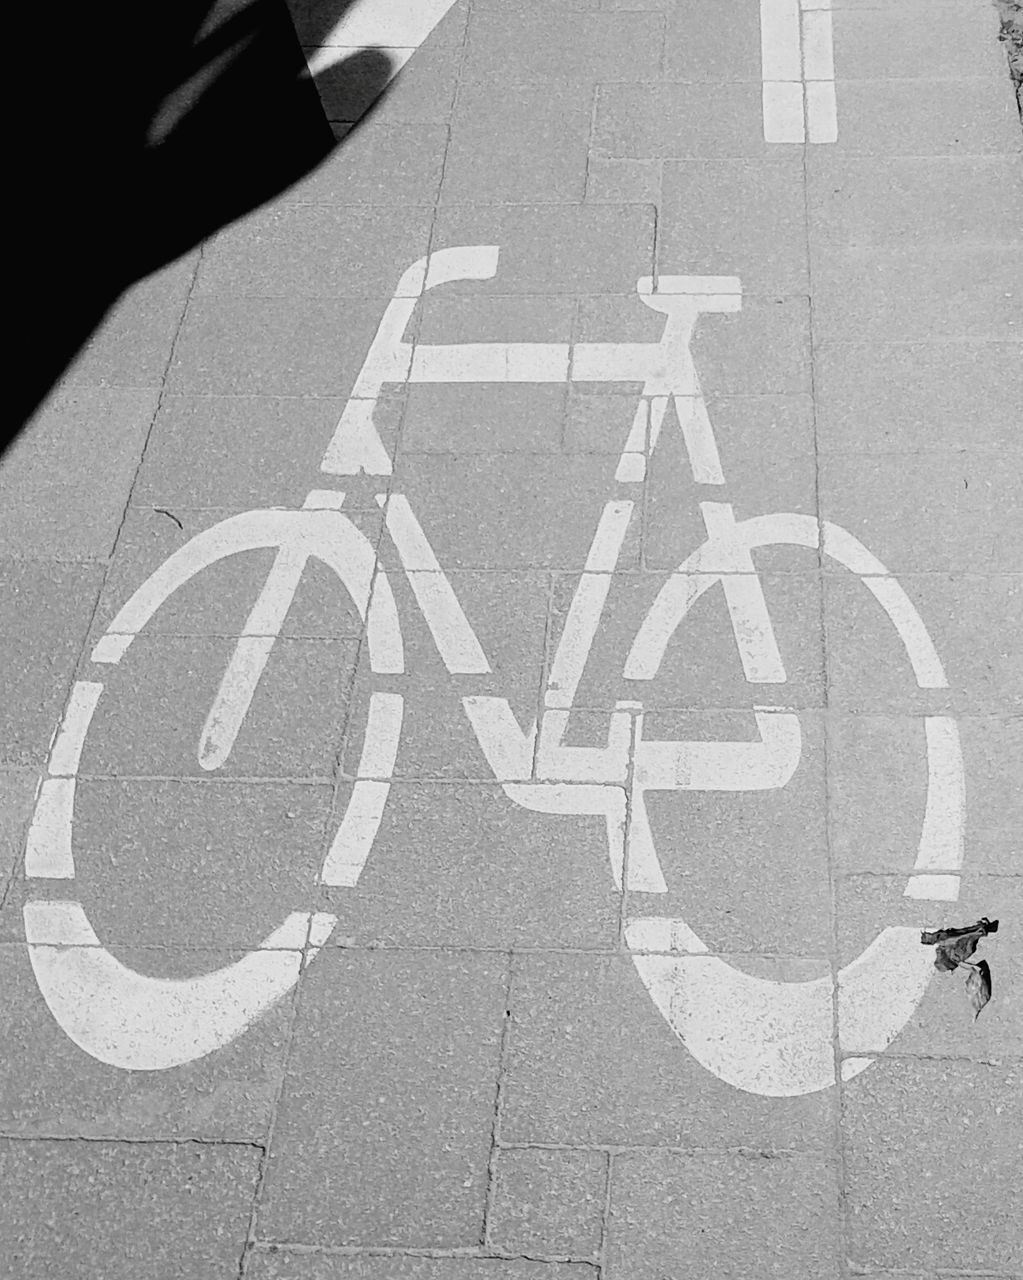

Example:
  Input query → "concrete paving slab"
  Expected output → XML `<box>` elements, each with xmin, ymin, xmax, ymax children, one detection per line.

<box><xmin>288</xmin><ymin>0</ymin><xmax>469</xmax><ymax>47</ymax></box>
<box><xmin>644</xmin><ymin>410</ymin><xmax>818</xmax><ymax>569</ymax></box>
<box><xmin>831</xmin><ymin>4</ymin><xmax>1006</xmax><ymax>79</ymax></box>
<box><xmin>813</xmin><ymin>341</ymin><xmax>1023</xmax><ymax>453</ymax></box>
<box><xmin>605</xmin><ymin>1150</ymin><xmax>842</xmax><ymax>1280</ymax></box>
<box><xmin>807</xmin><ymin>154</ymin><xmax>1023</xmax><ymax>250</ymax></box>
<box><xmin>841</xmin><ymin>1058</ymin><xmax>1022</xmax><ymax>1272</ymax></box>
<box><xmin>826</xmin><ymin>714</ymin><xmax>1023</xmax><ymax>878</ymax></box>
<box><xmin>835</xmin><ymin>874</ymin><xmax>1021</xmax><ymax>1058</ymax></box>
<box><xmin>314</xmin><ymin>43</ymin><xmax>462</xmax><ymax>125</ymax></box>
<box><xmin>810</xmin><ymin>247</ymin><xmax>1020</xmax><ymax>342</ymax></box>
<box><xmin>0</xmin><ymin>940</ymin><xmax>294</xmax><ymax>1140</ymax></box>
<box><xmin>823</xmin><ymin>573</ymin><xmax>1022</xmax><ymax>714</ymax></box>
<box><xmin>658</xmin><ymin>156</ymin><xmax>809</xmax><ymax>294</ymax></box>
<box><xmin>133</xmin><ymin>394</ymin><xmax>398</xmax><ymax>507</ymax></box>
<box><xmin>387</xmin><ymin>454</ymin><xmax>642</xmax><ymax>570</ymax></box>
<box><xmin>441</xmin><ymin>80</ymin><xmax>593</xmax><ymax>203</ymax></box>
<box><xmin>488</xmin><ymin>1147</ymin><xmax>606</xmax><ymax>1259</ymax></box>
<box><xmin>431</xmin><ymin>205</ymin><xmax>655</xmax><ymax>295</ymax></box>
<box><xmin>340</xmin><ymin>568</ymin><xmax>547</xmax><ymax>780</ymax></box>
<box><xmin>0</xmin><ymin>1136</ymin><xmax>260</xmax><ymax>1279</ymax></box>
<box><xmin>320</xmin><ymin>783</ymin><xmax>619</xmax><ymax>948</ymax></box>
<box><xmin>93</xmin><ymin>504</ymin><xmax>381</xmax><ymax>640</ymax></box>
<box><xmin>13</xmin><ymin>778</ymin><xmax>334</xmax><ymax>949</ymax></box>
<box><xmin>818</xmin><ymin>449</ymin><xmax>1023</xmax><ymax>573</ymax></box>
<box><xmin>249</xmin><ymin>1257</ymin><xmax>597</xmax><ymax>1280</ymax></box>
<box><xmin>257</xmin><ymin>950</ymin><xmax>506</xmax><ymax>1247</ymax></box>
<box><xmin>0</xmin><ymin>387</ymin><xmax>159</xmax><ymax>560</ymax></box>
<box><xmin>662</xmin><ymin>0</ymin><xmax>765</xmax><ymax>82</ymax></box>
<box><xmin>501</xmin><ymin>953</ymin><xmax>837</xmax><ymax>1148</ymax></box>
<box><xmin>463</xmin><ymin>10</ymin><xmax>663</xmax><ymax>81</ymax></box>
<box><xmin>626</xmin><ymin>710</ymin><xmax>831</xmax><ymax>956</ymax></box>
<box><xmin>77</xmin><ymin>635</ymin><xmax>358</xmax><ymax>779</ymax></box>
<box><xmin>167</xmin><ymin>296</ymin><xmax>398</xmax><ymax>396</ymax></box>
<box><xmin>827</xmin><ymin>80</ymin><xmax>1022</xmax><ymax>155</ymax></box>
<box><xmin>584</xmin><ymin>158</ymin><xmax>661</xmax><ymax>205</ymax></box>
<box><xmin>690</xmin><ymin>295</ymin><xmax>812</xmax><ymax>394</ymax></box>
<box><xmin>593</xmin><ymin>82</ymin><xmax>788</xmax><ymax>158</ymax></box>
<box><xmin>549</xmin><ymin>572</ymin><xmax>825</xmax><ymax>709</ymax></box>
<box><xmin>0</xmin><ymin>770</ymin><xmax>36</xmax><ymax>895</ymax></box>
<box><xmin>418</xmin><ymin>291</ymin><xmax>578</xmax><ymax>345</ymax></box>
<box><xmin>564</xmin><ymin>390</ymin><xmax>648</xmax><ymax>455</ymax></box>
<box><xmin>401</xmin><ymin>385</ymin><xmax>567</xmax><ymax>454</ymax></box>
<box><xmin>194</xmin><ymin>204</ymin><xmax>434</xmax><ymax>298</ymax></box>
<box><xmin>280</xmin><ymin>125</ymin><xmax>449</xmax><ymax>204</ymax></box>
<box><xmin>0</xmin><ymin>561</ymin><xmax>104</xmax><ymax>769</ymax></box>
<box><xmin>58</xmin><ymin>257</ymin><xmax>197</xmax><ymax>391</ymax></box>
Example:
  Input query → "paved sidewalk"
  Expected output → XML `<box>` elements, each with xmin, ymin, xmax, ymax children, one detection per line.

<box><xmin>2</xmin><ymin>1</ymin><xmax>1021</xmax><ymax>1277</ymax></box>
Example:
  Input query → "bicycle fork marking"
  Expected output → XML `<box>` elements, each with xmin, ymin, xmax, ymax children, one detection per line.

<box><xmin>23</xmin><ymin>247</ymin><xmax>965</xmax><ymax>1093</ymax></box>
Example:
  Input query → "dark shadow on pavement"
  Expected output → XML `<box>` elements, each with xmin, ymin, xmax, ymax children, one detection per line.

<box><xmin>8</xmin><ymin>0</ymin><xmax>393</xmax><ymax>447</ymax></box>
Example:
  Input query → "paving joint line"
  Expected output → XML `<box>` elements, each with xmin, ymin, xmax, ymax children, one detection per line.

<box><xmin>480</xmin><ymin>952</ymin><xmax>515</xmax><ymax>1249</ymax></box>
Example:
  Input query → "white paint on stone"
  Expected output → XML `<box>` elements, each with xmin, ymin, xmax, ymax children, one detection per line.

<box><xmin>760</xmin><ymin>0</ymin><xmax>837</xmax><ymax>142</ymax></box>
<box><xmin>302</xmin><ymin>0</ymin><xmax>460</xmax><ymax>81</ymax></box>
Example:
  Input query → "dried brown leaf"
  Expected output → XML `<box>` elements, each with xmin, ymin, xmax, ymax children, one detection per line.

<box><xmin>965</xmin><ymin>960</ymin><xmax>993</xmax><ymax>1021</ymax></box>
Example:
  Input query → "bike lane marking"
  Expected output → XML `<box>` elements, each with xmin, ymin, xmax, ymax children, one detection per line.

<box><xmin>19</xmin><ymin>243</ymin><xmax>969</xmax><ymax>1094</ymax></box>
<box><xmin>302</xmin><ymin>0</ymin><xmax>462</xmax><ymax>82</ymax></box>
<box><xmin>761</xmin><ymin>0</ymin><xmax>837</xmax><ymax>143</ymax></box>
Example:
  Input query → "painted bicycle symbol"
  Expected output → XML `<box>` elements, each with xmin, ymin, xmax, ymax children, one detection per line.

<box><xmin>23</xmin><ymin>246</ymin><xmax>964</xmax><ymax>1095</ymax></box>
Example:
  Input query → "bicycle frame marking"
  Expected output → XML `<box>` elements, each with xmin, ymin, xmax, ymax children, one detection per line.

<box><xmin>23</xmin><ymin>246</ymin><xmax>964</xmax><ymax>1092</ymax></box>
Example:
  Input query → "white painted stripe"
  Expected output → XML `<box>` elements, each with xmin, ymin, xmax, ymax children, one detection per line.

<box><xmin>410</xmin><ymin>343</ymin><xmax>569</xmax><ymax>383</ymax></box>
<box><xmin>316</xmin><ymin>0</ymin><xmax>459</xmax><ymax>49</ymax></box>
<box><xmin>761</xmin><ymin>0</ymin><xmax>803</xmax><ymax>81</ymax></box>
<box><xmin>546</xmin><ymin>503</ymin><xmax>634</xmax><ymax>708</ymax></box>
<box><xmin>199</xmin><ymin>636</ymin><xmax>275</xmax><ymax>771</ymax></box>
<box><xmin>860</xmin><ymin>577</ymin><xmax>948</xmax><ymax>689</ymax></box>
<box><xmin>639</xmin><ymin>276</ymin><xmax>742</xmax><ymax>296</ymax></box>
<box><xmin>302</xmin><ymin>489</ymin><xmax>346</xmax><ymax>510</ymax></box>
<box><xmin>763</xmin><ymin>81</ymin><xmax>805</xmax><ymax>143</ymax></box>
<box><xmin>48</xmin><ymin>681</ymin><xmax>103</xmax><ymax>777</ymax></box>
<box><xmin>304</xmin><ymin>44</ymin><xmax>413</xmax><ymax>80</ymax></box>
<box><xmin>585</xmin><ymin>501</ymin><xmax>635</xmax><ymax>572</ymax></box>
<box><xmin>910</xmin><ymin>717</ymin><xmax>966</xmax><ymax>876</ymax></box>
<box><xmin>25</xmin><ymin>778</ymin><xmax>77</xmax><ymax>878</ymax></box>
<box><xmin>904</xmin><ymin>874</ymin><xmax>961</xmax><ymax>902</ymax></box>
<box><xmin>365</xmin><ymin>571</ymin><xmax>406</xmax><ymax>674</ymax></box>
<box><xmin>463</xmin><ymin>696</ymin><xmax>536</xmax><ymax>781</ymax></box>
<box><xmin>805</xmin><ymin>79</ymin><xmax>838</xmax><ymax>144</ymax></box>
<box><xmin>355</xmin><ymin>691</ymin><xmax>405</xmax><ymax>779</ymax></box>
<box><xmin>24</xmin><ymin>902</ymin><xmax>314</xmax><ymax>1070</ymax></box>
<box><xmin>801</xmin><ymin>8</ymin><xmax>835</xmax><ymax>79</ymax></box>
<box><xmin>379</xmin><ymin>494</ymin><xmax>491</xmax><ymax>673</ymax></box>
<box><xmin>674</xmin><ymin>395</ymin><xmax>726</xmax><ymax>485</ymax></box>
<box><xmin>319</xmin><ymin>781</ymin><xmax>392</xmax><ymax>887</ymax></box>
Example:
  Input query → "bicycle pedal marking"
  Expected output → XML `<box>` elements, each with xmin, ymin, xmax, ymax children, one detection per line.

<box><xmin>22</xmin><ymin>502</ymin><xmax>404</xmax><ymax>1071</ymax></box>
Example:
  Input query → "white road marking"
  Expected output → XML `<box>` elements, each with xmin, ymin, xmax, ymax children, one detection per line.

<box><xmin>320</xmin><ymin>692</ymin><xmax>404</xmax><ymax>887</ymax></box>
<box><xmin>378</xmin><ymin>493</ymin><xmax>491</xmax><ymax>674</ymax></box>
<box><xmin>302</xmin><ymin>0</ymin><xmax>460</xmax><ymax>82</ymax></box>
<box><xmin>630</xmin><ymin>922</ymin><xmax>935</xmax><ymax>1096</ymax></box>
<box><xmin>24</xmin><ymin>902</ymin><xmax>336</xmax><ymax>1071</ymax></box>
<box><xmin>761</xmin><ymin>0</ymin><xmax>837</xmax><ymax>143</ymax></box>
<box><xmin>23</xmin><ymin>501</ymin><xmax>408</xmax><ymax>1070</ymax></box>
<box><xmin>323</xmin><ymin>248</ymin><xmax>739</xmax><ymax>485</ymax></box>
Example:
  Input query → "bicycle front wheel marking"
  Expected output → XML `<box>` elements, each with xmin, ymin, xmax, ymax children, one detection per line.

<box><xmin>624</xmin><ymin>507</ymin><xmax>965</xmax><ymax>1096</ymax></box>
<box><xmin>22</xmin><ymin>504</ymin><xmax>403</xmax><ymax>1071</ymax></box>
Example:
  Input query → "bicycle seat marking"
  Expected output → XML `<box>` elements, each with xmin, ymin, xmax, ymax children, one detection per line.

<box><xmin>23</xmin><ymin>246</ymin><xmax>964</xmax><ymax>1094</ymax></box>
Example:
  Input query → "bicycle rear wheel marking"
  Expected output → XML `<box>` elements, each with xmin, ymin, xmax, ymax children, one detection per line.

<box><xmin>23</xmin><ymin>503</ymin><xmax>404</xmax><ymax>1070</ymax></box>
